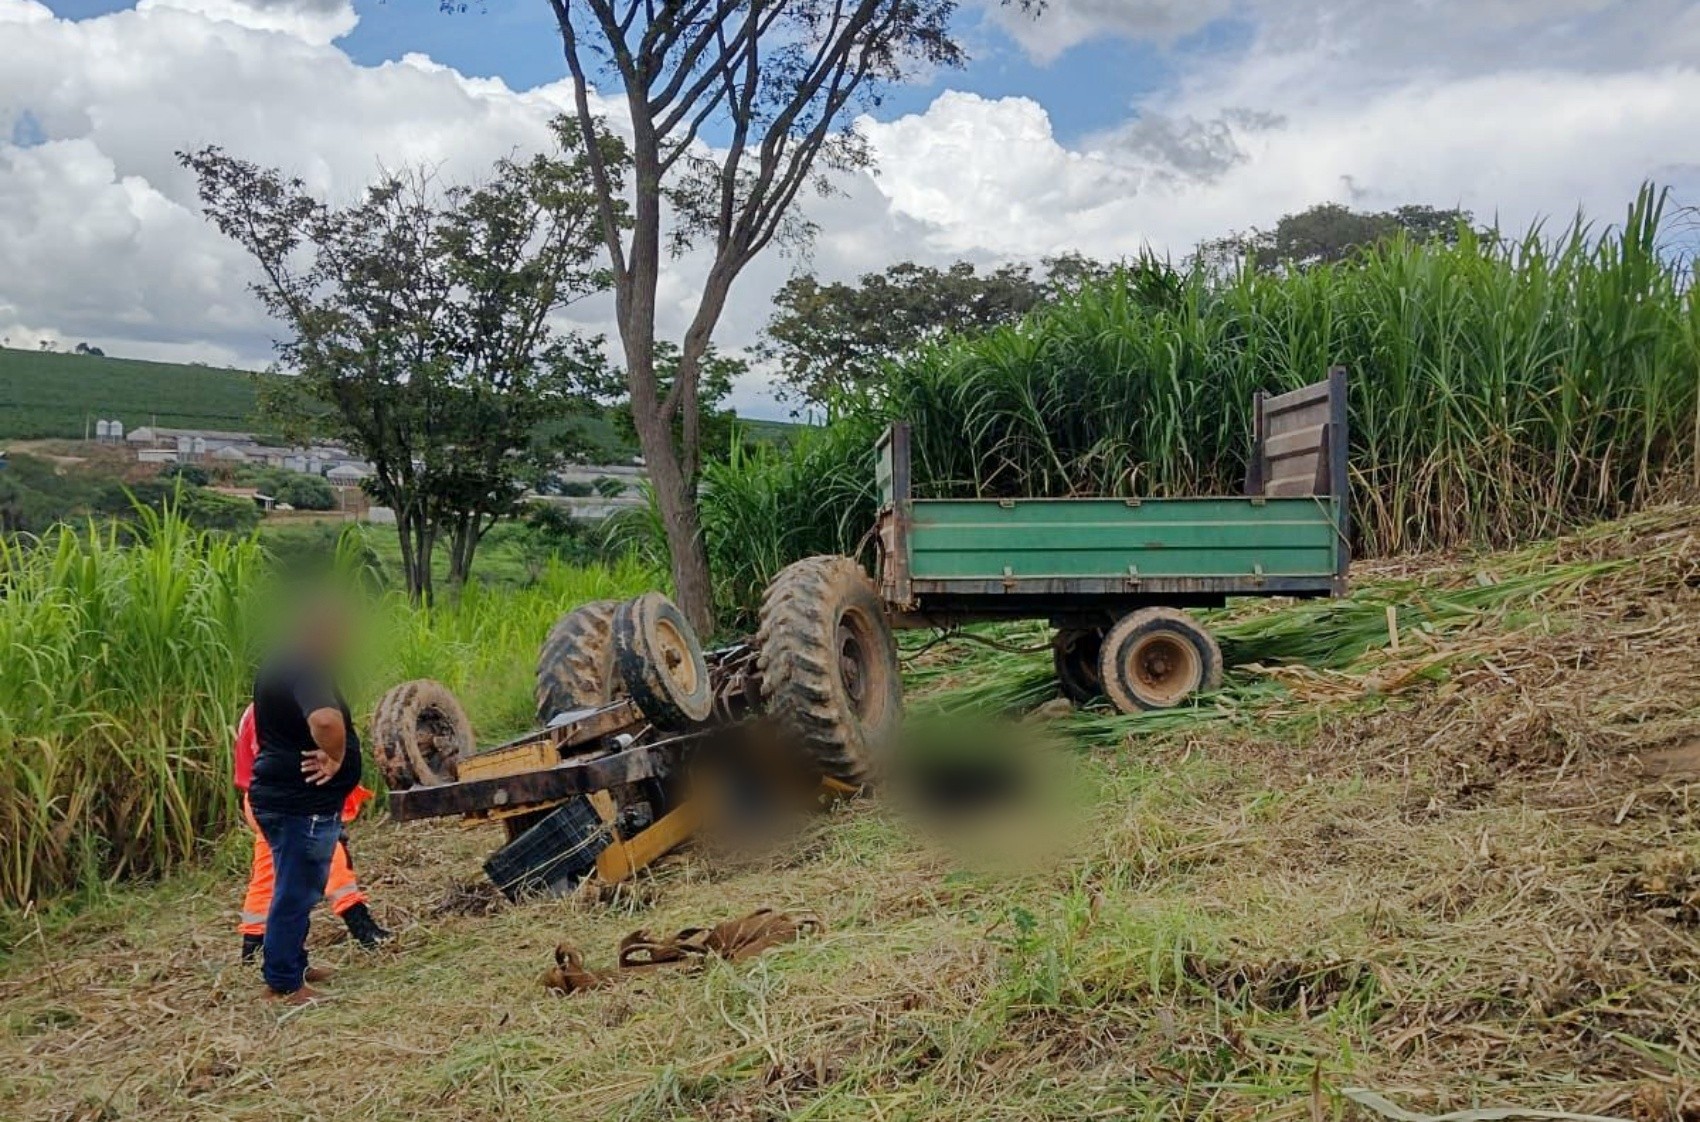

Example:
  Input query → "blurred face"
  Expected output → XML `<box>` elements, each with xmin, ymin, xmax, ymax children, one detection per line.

<box><xmin>296</xmin><ymin>595</ymin><xmax>352</xmax><ymax>664</ymax></box>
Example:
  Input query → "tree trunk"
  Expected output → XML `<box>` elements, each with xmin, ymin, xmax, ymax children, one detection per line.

<box><xmin>627</xmin><ymin>371</ymin><xmax>714</xmax><ymax>636</ymax></box>
<box><xmin>445</xmin><ymin>512</ymin><xmax>483</xmax><ymax>592</ymax></box>
<box><xmin>394</xmin><ymin>505</ymin><xmax>435</xmax><ymax>607</ymax></box>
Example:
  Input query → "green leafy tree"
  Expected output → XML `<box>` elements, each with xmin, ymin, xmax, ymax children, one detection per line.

<box><xmin>593</xmin><ymin>342</ymin><xmax>747</xmax><ymax>465</ymax></box>
<box><xmin>271</xmin><ymin>473</ymin><xmax>336</xmax><ymax>511</ymax></box>
<box><xmin>1194</xmin><ymin>202</ymin><xmax>1476</xmax><ymax>275</ymax></box>
<box><xmin>760</xmin><ymin>256</ymin><xmax>1113</xmax><ymax>411</ymax></box>
<box><xmin>546</xmin><ymin>0</ymin><xmax>1041</xmax><ymax>632</ymax></box>
<box><xmin>179</xmin><ymin>120</ymin><xmax>619</xmax><ymax>601</ymax></box>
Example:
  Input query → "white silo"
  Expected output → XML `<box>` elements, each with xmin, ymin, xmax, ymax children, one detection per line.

<box><xmin>95</xmin><ymin>420</ymin><xmax>111</xmax><ymax>441</ymax></box>
<box><xmin>110</xmin><ymin>421</ymin><xmax>124</xmax><ymax>441</ymax></box>
<box><xmin>176</xmin><ymin>435</ymin><xmax>193</xmax><ymax>458</ymax></box>
<box><xmin>191</xmin><ymin>437</ymin><xmax>207</xmax><ymax>460</ymax></box>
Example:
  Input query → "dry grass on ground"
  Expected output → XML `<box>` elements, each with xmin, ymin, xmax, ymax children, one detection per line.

<box><xmin>5</xmin><ymin>510</ymin><xmax>1700</xmax><ymax>1121</ymax></box>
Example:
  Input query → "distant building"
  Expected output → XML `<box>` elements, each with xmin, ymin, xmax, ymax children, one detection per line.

<box><xmin>326</xmin><ymin>462</ymin><xmax>374</xmax><ymax>485</ymax></box>
<box><xmin>127</xmin><ymin>426</ymin><xmax>255</xmax><ymax>448</ymax></box>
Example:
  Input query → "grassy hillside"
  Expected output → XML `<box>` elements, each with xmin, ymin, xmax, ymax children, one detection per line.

<box><xmin>0</xmin><ymin>347</ymin><xmax>265</xmax><ymax>439</ymax></box>
<box><xmin>0</xmin><ymin>346</ymin><xmax>800</xmax><ymax>452</ymax></box>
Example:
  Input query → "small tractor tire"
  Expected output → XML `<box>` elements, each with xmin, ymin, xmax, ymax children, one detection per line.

<box><xmin>757</xmin><ymin>555</ymin><xmax>902</xmax><ymax>787</ymax></box>
<box><xmin>613</xmin><ymin>592</ymin><xmax>714</xmax><ymax>731</ymax></box>
<box><xmin>371</xmin><ymin>679</ymin><xmax>474</xmax><ymax>790</ymax></box>
<box><xmin>536</xmin><ymin>599</ymin><xmax>623</xmax><ymax>723</ymax></box>
<box><xmin>1052</xmin><ymin>628</ymin><xmax>1104</xmax><ymax>703</ymax></box>
<box><xmin>1098</xmin><ymin>608</ymin><xmax>1223</xmax><ymax>714</ymax></box>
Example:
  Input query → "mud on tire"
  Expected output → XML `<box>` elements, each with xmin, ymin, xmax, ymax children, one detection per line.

<box><xmin>536</xmin><ymin>600</ymin><xmax>622</xmax><ymax>724</ymax></box>
<box><xmin>756</xmin><ymin>555</ymin><xmax>902</xmax><ymax>787</ymax></box>
<box><xmin>613</xmin><ymin>592</ymin><xmax>714</xmax><ymax>732</ymax></box>
<box><xmin>371</xmin><ymin>679</ymin><xmax>474</xmax><ymax>790</ymax></box>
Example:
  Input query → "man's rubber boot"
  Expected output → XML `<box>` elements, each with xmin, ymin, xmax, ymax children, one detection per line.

<box><xmin>241</xmin><ymin>934</ymin><xmax>264</xmax><ymax>964</ymax></box>
<box><xmin>342</xmin><ymin>902</ymin><xmax>393</xmax><ymax>949</ymax></box>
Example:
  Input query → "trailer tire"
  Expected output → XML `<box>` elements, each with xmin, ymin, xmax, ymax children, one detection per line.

<box><xmin>613</xmin><ymin>592</ymin><xmax>713</xmax><ymax>731</ymax></box>
<box><xmin>371</xmin><ymin>679</ymin><xmax>473</xmax><ymax>790</ymax></box>
<box><xmin>1098</xmin><ymin>608</ymin><xmax>1223</xmax><ymax>714</ymax></box>
<box><xmin>757</xmin><ymin>556</ymin><xmax>902</xmax><ymax>787</ymax></box>
<box><xmin>536</xmin><ymin>600</ymin><xmax>623</xmax><ymax>723</ymax></box>
<box><xmin>1052</xmin><ymin>628</ymin><xmax>1104</xmax><ymax>703</ymax></box>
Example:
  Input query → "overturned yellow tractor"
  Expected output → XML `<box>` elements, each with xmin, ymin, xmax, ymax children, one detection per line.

<box><xmin>370</xmin><ymin>558</ymin><xmax>903</xmax><ymax>900</ymax></box>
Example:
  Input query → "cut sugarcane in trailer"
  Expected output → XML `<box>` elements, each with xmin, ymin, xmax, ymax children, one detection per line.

<box><xmin>371</xmin><ymin>370</ymin><xmax>1349</xmax><ymax>895</ymax></box>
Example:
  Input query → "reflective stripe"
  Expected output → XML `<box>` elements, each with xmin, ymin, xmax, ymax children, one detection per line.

<box><xmin>325</xmin><ymin>883</ymin><xmax>361</xmax><ymax>904</ymax></box>
<box><xmin>241</xmin><ymin>911</ymin><xmax>267</xmax><ymax>924</ymax></box>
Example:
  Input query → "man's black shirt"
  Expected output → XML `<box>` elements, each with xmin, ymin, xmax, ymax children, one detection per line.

<box><xmin>249</xmin><ymin>652</ymin><xmax>361</xmax><ymax>817</ymax></box>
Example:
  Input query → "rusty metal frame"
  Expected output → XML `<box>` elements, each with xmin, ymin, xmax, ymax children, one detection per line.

<box><xmin>387</xmin><ymin>740</ymin><xmax>679</xmax><ymax>822</ymax></box>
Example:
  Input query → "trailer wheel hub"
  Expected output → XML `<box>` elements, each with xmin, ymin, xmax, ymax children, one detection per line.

<box><xmin>1127</xmin><ymin>633</ymin><xmax>1201</xmax><ymax>707</ymax></box>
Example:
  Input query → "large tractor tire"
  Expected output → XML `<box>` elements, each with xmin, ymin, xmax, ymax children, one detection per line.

<box><xmin>613</xmin><ymin>592</ymin><xmax>714</xmax><ymax>732</ymax></box>
<box><xmin>1052</xmin><ymin>628</ymin><xmax>1104</xmax><ymax>704</ymax></box>
<box><xmin>535</xmin><ymin>599</ymin><xmax>622</xmax><ymax>723</ymax></box>
<box><xmin>1098</xmin><ymin>608</ymin><xmax>1223</xmax><ymax>714</ymax></box>
<box><xmin>757</xmin><ymin>556</ymin><xmax>902</xmax><ymax>787</ymax></box>
<box><xmin>371</xmin><ymin>679</ymin><xmax>474</xmax><ymax>790</ymax></box>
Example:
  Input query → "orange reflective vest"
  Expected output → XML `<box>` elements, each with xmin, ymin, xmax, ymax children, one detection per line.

<box><xmin>234</xmin><ymin>703</ymin><xmax>372</xmax><ymax>822</ymax></box>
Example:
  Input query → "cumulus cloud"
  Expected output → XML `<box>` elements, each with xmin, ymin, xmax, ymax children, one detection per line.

<box><xmin>136</xmin><ymin>0</ymin><xmax>356</xmax><ymax>45</ymax></box>
<box><xmin>2</xmin><ymin>0</ymin><xmax>1697</xmax><ymax>420</ymax></box>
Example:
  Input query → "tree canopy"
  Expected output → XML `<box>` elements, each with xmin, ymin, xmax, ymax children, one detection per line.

<box><xmin>180</xmin><ymin>119</ymin><xmax>617</xmax><ymax>600</ymax></box>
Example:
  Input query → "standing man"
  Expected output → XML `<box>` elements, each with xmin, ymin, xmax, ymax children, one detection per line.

<box><xmin>248</xmin><ymin>596</ymin><xmax>364</xmax><ymax>1005</ymax></box>
<box><xmin>234</xmin><ymin>704</ymin><xmax>391</xmax><ymax>962</ymax></box>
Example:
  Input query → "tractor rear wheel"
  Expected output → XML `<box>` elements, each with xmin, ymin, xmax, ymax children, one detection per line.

<box><xmin>371</xmin><ymin>679</ymin><xmax>474</xmax><ymax>790</ymax></box>
<box><xmin>1052</xmin><ymin>628</ymin><xmax>1104</xmax><ymax>703</ymax></box>
<box><xmin>1098</xmin><ymin>608</ymin><xmax>1222</xmax><ymax>714</ymax></box>
<box><xmin>535</xmin><ymin>599</ymin><xmax>622</xmax><ymax>723</ymax></box>
<box><xmin>613</xmin><ymin>592</ymin><xmax>714</xmax><ymax>732</ymax></box>
<box><xmin>757</xmin><ymin>556</ymin><xmax>902</xmax><ymax>787</ymax></box>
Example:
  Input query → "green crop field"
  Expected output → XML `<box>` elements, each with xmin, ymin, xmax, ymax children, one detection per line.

<box><xmin>0</xmin><ymin>347</ymin><xmax>267</xmax><ymax>439</ymax></box>
<box><xmin>0</xmin><ymin>346</ymin><xmax>799</xmax><ymax>453</ymax></box>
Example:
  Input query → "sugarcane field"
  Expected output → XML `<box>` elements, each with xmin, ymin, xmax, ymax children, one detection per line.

<box><xmin>5</xmin><ymin>3</ymin><xmax>1700</xmax><ymax>1121</ymax></box>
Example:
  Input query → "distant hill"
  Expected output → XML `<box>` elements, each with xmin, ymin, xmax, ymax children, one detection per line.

<box><xmin>0</xmin><ymin>347</ymin><xmax>265</xmax><ymax>440</ymax></box>
<box><xmin>0</xmin><ymin>345</ymin><xmax>800</xmax><ymax>452</ymax></box>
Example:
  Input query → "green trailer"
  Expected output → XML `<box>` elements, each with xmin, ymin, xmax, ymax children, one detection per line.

<box><xmin>714</xmin><ymin>369</ymin><xmax>1352</xmax><ymax>781</ymax></box>
<box><xmin>801</xmin><ymin>368</ymin><xmax>1350</xmax><ymax>720</ymax></box>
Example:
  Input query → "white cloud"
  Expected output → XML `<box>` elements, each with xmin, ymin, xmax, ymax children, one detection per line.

<box><xmin>984</xmin><ymin>0</ymin><xmax>1234</xmax><ymax>64</ymax></box>
<box><xmin>136</xmin><ymin>0</ymin><xmax>356</xmax><ymax>46</ymax></box>
<box><xmin>2</xmin><ymin>0</ymin><xmax>1698</xmax><ymax>424</ymax></box>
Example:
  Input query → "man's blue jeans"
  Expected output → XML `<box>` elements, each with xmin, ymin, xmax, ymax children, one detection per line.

<box><xmin>252</xmin><ymin>809</ymin><xmax>340</xmax><ymax>994</ymax></box>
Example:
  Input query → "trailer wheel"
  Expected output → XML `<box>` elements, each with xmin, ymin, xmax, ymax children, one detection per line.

<box><xmin>536</xmin><ymin>599</ymin><xmax>622</xmax><ymax>723</ymax></box>
<box><xmin>371</xmin><ymin>679</ymin><xmax>473</xmax><ymax>790</ymax></box>
<box><xmin>757</xmin><ymin>556</ymin><xmax>902</xmax><ymax>786</ymax></box>
<box><xmin>1052</xmin><ymin>629</ymin><xmax>1104</xmax><ymax>703</ymax></box>
<box><xmin>614</xmin><ymin>592</ymin><xmax>713</xmax><ymax>731</ymax></box>
<box><xmin>1098</xmin><ymin>608</ymin><xmax>1223</xmax><ymax>714</ymax></box>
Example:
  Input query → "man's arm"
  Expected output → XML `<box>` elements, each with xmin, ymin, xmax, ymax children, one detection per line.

<box><xmin>302</xmin><ymin>708</ymin><xmax>346</xmax><ymax>786</ymax></box>
<box><xmin>294</xmin><ymin>670</ymin><xmax>347</xmax><ymax>787</ymax></box>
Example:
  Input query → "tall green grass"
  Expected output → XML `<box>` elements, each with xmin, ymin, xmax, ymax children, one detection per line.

<box><xmin>0</xmin><ymin>512</ymin><xmax>658</xmax><ymax>909</ymax></box>
<box><xmin>685</xmin><ymin>187</ymin><xmax>1699</xmax><ymax>617</ymax></box>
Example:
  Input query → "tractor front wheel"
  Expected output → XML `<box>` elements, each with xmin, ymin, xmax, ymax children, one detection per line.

<box><xmin>613</xmin><ymin>592</ymin><xmax>714</xmax><ymax>732</ymax></box>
